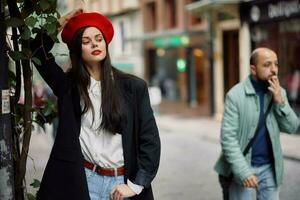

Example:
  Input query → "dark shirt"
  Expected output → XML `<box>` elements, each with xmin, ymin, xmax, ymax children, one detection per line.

<box><xmin>250</xmin><ymin>77</ymin><xmax>274</xmax><ymax>166</ymax></box>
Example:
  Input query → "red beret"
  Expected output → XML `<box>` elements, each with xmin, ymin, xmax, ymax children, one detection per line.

<box><xmin>61</xmin><ymin>12</ymin><xmax>114</xmax><ymax>45</ymax></box>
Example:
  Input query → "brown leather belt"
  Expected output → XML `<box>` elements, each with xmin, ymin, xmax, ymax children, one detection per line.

<box><xmin>83</xmin><ymin>159</ymin><xmax>125</xmax><ymax>177</ymax></box>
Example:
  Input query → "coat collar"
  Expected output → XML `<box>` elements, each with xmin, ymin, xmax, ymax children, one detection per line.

<box><xmin>243</xmin><ymin>75</ymin><xmax>256</xmax><ymax>95</ymax></box>
<box><xmin>243</xmin><ymin>75</ymin><xmax>273</xmax><ymax>105</ymax></box>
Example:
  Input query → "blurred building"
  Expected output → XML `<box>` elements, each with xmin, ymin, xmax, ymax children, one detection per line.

<box><xmin>94</xmin><ymin>0</ymin><xmax>145</xmax><ymax>77</ymax></box>
<box><xmin>57</xmin><ymin>0</ymin><xmax>300</xmax><ymax>121</ymax></box>
<box><xmin>141</xmin><ymin>0</ymin><xmax>212</xmax><ymax>115</ymax></box>
<box><xmin>187</xmin><ymin>0</ymin><xmax>300</xmax><ymax>122</ymax></box>
<box><xmin>186</xmin><ymin>0</ymin><xmax>246</xmax><ymax>118</ymax></box>
<box><xmin>59</xmin><ymin>0</ymin><xmax>214</xmax><ymax>116</ymax></box>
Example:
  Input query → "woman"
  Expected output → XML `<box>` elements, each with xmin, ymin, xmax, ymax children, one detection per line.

<box><xmin>31</xmin><ymin>9</ymin><xmax>160</xmax><ymax>200</ymax></box>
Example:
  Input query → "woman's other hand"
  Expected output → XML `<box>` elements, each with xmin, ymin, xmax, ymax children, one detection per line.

<box><xmin>110</xmin><ymin>184</ymin><xmax>136</xmax><ymax>200</ymax></box>
<box><xmin>57</xmin><ymin>2</ymin><xmax>84</xmax><ymax>33</ymax></box>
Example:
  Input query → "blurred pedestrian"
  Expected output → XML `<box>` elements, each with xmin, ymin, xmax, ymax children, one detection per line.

<box><xmin>30</xmin><ymin>9</ymin><xmax>160</xmax><ymax>200</ymax></box>
<box><xmin>33</xmin><ymin>79</ymin><xmax>45</xmax><ymax>108</ymax></box>
<box><xmin>284</xmin><ymin>68</ymin><xmax>300</xmax><ymax>106</ymax></box>
<box><xmin>214</xmin><ymin>47</ymin><xmax>299</xmax><ymax>200</ymax></box>
<box><xmin>148</xmin><ymin>86</ymin><xmax>162</xmax><ymax>115</ymax></box>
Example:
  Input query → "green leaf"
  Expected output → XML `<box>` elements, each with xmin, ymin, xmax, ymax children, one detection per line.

<box><xmin>39</xmin><ymin>0</ymin><xmax>50</xmax><ymax>11</ymax></box>
<box><xmin>32</xmin><ymin>27</ymin><xmax>40</xmax><ymax>34</ymax></box>
<box><xmin>41</xmin><ymin>100</ymin><xmax>54</xmax><ymax>113</ymax></box>
<box><xmin>42</xmin><ymin>107</ymin><xmax>50</xmax><ymax>116</ymax></box>
<box><xmin>25</xmin><ymin>16</ymin><xmax>38</xmax><ymax>27</ymax></box>
<box><xmin>30</xmin><ymin>179</ymin><xmax>41</xmax><ymax>189</ymax></box>
<box><xmin>32</xmin><ymin>57</ymin><xmax>41</xmax><ymax>66</ymax></box>
<box><xmin>50</xmin><ymin>34</ymin><xmax>59</xmax><ymax>43</ymax></box>
<box><xmin>45</xmin><ymin>23</ymin><xmax>57</xmax><ymax>34</ymax></box>
<box><xmin>9</xmin><ymin>51</ymin><xmax>26</xmax><ymax>61</ymax></box>
<box><xmin>26</xmin><ymin>193</ymin><xmax>36</xmax><ymax>200</ymax></box>
<box><xmin>21</xmin><ymin>26</ymin><xmax>31</xmax><ymax>40</ymax></box>
<box><xmin>35</xmin><ymin>6</ymin><xmax>42</xmax><ymax>15</ymax></box>
<box><xmin>55</xmin><ymin>11</ymin><xmax>61</xmax><ymax>19</ymax></box>
<box><xmin>46</xmin><ymin>16</ymin><xmax>57</xmax><ymax>23</ymax></box>
<box><xmin>48</xmin><ymin>0</ymin><xmax>57</xmax><ymax>4</ymax></box>
<box><xmin>8</xmin><ymin>70</ymin><xmax>16</xmax><ymax>80</ymax></box>
<box><xmin>5</xmin><ymin>17</ymin><xmax>24</xmax><ymax>27</ymax></box>
<box><xmin>8</xmin><ymin>70</ymin><xmax>16</xmax><ymax>87</ymax></box>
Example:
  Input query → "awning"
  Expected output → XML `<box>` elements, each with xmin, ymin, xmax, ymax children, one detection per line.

<box><xmin>186</xmin><ymin>0</ymin><xmax>245</xmax><ymax>14</ymax></box>
<box><xmin>124</xmin><ymin>29</ymin><xmax>206</xmax><ymax>42</ymax></box>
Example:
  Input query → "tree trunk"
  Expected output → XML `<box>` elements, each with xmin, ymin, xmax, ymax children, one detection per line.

<box><xmin>16</xmin><ymin>57</ymin><xmax>32</xmax><ymax>200</ymax></box>
<box><xmin>6</xmin><ymin>1</ymin><xmax>33</xmax><ymax>199</ymax></box>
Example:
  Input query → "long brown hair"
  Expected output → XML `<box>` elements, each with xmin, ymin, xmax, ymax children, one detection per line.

<box><xmin>68</xmin><ymin>27</ymin><xmax>122</xmax><ymax>133</ymax></box>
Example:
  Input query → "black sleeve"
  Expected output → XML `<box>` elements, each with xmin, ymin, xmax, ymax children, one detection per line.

<box><xmin>134</xmin><ymin>80</ymin><xmax>161</xmax><ymax>188</ymax></box>
<box><xmin>30</xmin><ymin>33</ymin><xmax>69</xmax><ymax>97</ymax></box>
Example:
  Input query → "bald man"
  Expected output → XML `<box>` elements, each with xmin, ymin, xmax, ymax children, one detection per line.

<box><xmin>214</xmin><ymin>48</ymin><xmax>299</xmax><ymax>200</ymax></box>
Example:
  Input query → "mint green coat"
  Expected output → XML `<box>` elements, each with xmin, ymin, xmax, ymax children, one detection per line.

<box><xmin>214</xmin><ymin>76</ymin><xmax>299</xmax><ymax>185</ymax></box>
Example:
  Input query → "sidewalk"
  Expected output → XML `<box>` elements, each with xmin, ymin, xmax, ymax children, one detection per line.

<box><xmin>155</xmin><ymin>114</ymin><xmax>300</xmax><ymax>161</ymax></box>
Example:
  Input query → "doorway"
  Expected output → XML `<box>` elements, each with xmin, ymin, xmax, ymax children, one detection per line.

<box><xmin>223</xmin><ymin>30</ymin><xmax>239</xmax><ymax>95</ymax></box>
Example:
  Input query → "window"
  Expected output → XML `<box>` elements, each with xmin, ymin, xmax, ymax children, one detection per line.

<box><xmin>186</xmin><ymin>0</ymin><xmax>202</xmax><ymax>26</ymax></box>
<box><xmin>165</xmin><ymin>0</ymin><xmax>177</xmax><ymax>29</ymax></box>
<box><xmin>145</xmin><ymin>2</ymin><xmax>157</xmax><ymax>31</ymax></box>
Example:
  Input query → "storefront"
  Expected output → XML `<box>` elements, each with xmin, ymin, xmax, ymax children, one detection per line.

<box><xmin>186</xmin><ymin>0</ymin><xmax>246</xmax><ymax>119</ymax></box>
<box><xmin>144</xmin><ymin>33</ymin><xmax>211</xmax><ymax>115</ymax></box>
<box><xmin>241</xmin><ymin>0</ymin><xmax>300</xmax><ymax>132</ymax></box>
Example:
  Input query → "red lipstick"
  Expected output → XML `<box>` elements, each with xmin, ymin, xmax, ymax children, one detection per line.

<box><xmin>91</xmin><ymin>50</ymin><xmax>101</xmax><ymax>55</ymax></box>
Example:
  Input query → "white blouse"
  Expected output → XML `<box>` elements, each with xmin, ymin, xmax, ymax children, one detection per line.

<box><xmin>79</xmin><ymin>77</ymin><xmax>124</xmax><ymax>168</ymax></box>
<box><xmin>79</xmin><ymin>77</ymin><xmax>143</xmax><ymax>194</ymax></box>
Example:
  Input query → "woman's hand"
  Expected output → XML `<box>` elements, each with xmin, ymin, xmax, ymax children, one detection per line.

<box><xmin>57</xmin><ymin>6</ymin><xmax>84</xmax><ymax>32</ymax></box>
<box><xmin>110</xmin><ymin>184</ymin><xmax>136</xmax><ymax>200</ymax></box>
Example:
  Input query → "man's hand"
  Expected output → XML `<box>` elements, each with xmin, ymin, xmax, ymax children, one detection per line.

<box><xmin>243</xmin><ymin>175</ymin><xmax>258</xmax><ymax>188</ymax></box>
<box><xmin>110</xmin><ymin>184</ymin><xmax>136</xmax><ymax>200</ymax></box>
<box><xmin>268</xmin><ymin>75</ymin><xmax>284</xmax><ymax>103</ymax></box>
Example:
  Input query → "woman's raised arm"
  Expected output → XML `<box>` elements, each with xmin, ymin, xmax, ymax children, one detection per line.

<box><xmin>30</xmin><ymin>8</ymin><xmax>83</xmax><ymax>97</ymax></box>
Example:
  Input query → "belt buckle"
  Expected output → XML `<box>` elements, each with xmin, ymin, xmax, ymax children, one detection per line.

<box><xmin>92</xmin><ymin>164</ymin><xmax>97</xmax><ymax>172</ymax></box>
<box><xmin>114</xmin><ymin>168</ymin><xmax>117</xmax><ymax>177</ymax></box>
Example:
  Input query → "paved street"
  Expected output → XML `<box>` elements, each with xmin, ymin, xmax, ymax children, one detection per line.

<box><xmin>25</xmin><ymin>115</ymin><xmax>300</xmax><ymax>199</ymax></box>
<box><xmin>153</xmin><ymin>117</ymin><xmax>300</xmax><ymax>200</ymax></box>
<box><xmin>152</xmin><ymin>126</ymin><xmax>222</xmax><ymax>200</ymax></box>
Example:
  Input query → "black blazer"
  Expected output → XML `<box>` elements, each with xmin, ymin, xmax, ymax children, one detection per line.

<box><xmin>32</xmin><ymin>34</ymin><xmax>161</xmax><ymax>200</ymax></box>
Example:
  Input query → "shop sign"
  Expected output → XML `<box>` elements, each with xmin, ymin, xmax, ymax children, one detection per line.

<box><xmin>176</xmin><ymin>59</ymin><xmax>186</xmax><ymax>72</ymax></box>
<box><xmin>241</xmin><ymin>0</ymin><xmax>300</xmax><ymax>24</ymax></box>
<box><xmin>268</xmin><ymin>1</ymin><xmax>300</xmax><ymax>19</ymax></box>
<box><xmin>153</xmin><ymin>36</ymin><xmax>189</xmax><ymax>48</ymax></box>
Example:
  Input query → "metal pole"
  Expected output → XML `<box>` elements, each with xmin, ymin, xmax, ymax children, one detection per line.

<box><xmin>208</xmin><ymin>10</ymin><xmax>215</xmax><ymax>116</ymax></box>
<box><xmin>0</xmin><ymin>0</ymin><xmax>15</xmax><ymax>199</ymax></box>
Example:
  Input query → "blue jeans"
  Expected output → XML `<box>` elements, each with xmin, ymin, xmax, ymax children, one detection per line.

<box><xmin>229</xmin><ymin>164</ymin><xmax>279</xmax><ymax>200</ymax></box>
<box><xmin>85</xmin><ymin>168</ymin><xmax>128</xmax><ymax>200</ymax></box>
